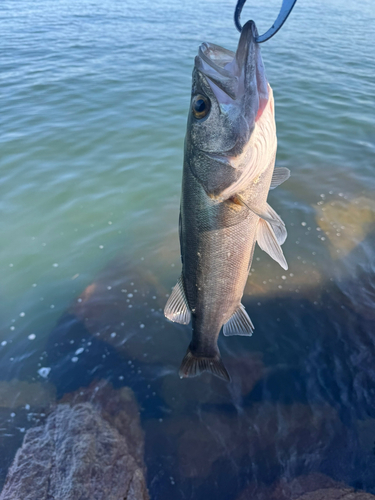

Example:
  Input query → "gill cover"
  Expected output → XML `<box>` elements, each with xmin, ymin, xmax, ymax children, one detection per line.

<box><xmin>186</xmin><ymin>21</ymin><xmax>271</xmax><ymax>198</ymax></box>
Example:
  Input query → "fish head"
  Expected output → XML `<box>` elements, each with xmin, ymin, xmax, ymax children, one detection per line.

<box><xmin>187</xmin><ymin>21</ymin><xmax>274</xmax><ymax>199</ymax></box>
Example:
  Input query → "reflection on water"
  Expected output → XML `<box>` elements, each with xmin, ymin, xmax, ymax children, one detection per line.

<box><xmin>1</xmin><ymin>0</ymin><xmax>375</xmax><ymax>497</ymax></box>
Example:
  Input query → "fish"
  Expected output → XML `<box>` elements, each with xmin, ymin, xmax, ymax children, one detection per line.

<box><xmin>164</xmin><ymin>21</ymin><xmax>290</xmax><ymax>381</ymax></box>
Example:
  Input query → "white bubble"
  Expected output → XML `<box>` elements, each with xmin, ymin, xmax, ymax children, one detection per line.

<box><xmin>28</xmin><ymin>334</ymin><xmax>36</xmax><ymax>340</ymax></box>
<box><xmin>99</xmin><ymin>245</ymin><xmax>104</xmax><ymax>249</ymax></box>
<box><xmin>10</xmin><ymin>412</ymin><xmax>15</xmax><ymax>418</ymax></box>
<box><xmin>75</xmin><ymin>347</ymin><xmax>84</xmax><ymax>355</ymax></box>
<box><xmin>38</xmin><ymin>367</ymin><xmax>51</xmax><ymax>378</ymax></box>
<box><xmin>140</xmin><ymin>324</ymin><xmax>145</xmax><ymax>329</ymax></box>
<box><xmin>20</xmin><ymin>312</ymin><xmax>25</xmax><ymax>317</ymax></box>
<box><xmin>52</xmin><ymin>263</ymin><xmax>59</xmax><ymax>268</ymax></box>
<box><xmin>1</xmin><ymin>341</ymin><xmax>7</xmax><ymax>346</ymax></box>
<box><xmin>25</xmin><ymin>404</ymin><xmax>30</xmax><ymax>410</ymax></box>
<box><xmin>110</xmin><ymin>332</ymin><xmax>116</xmax><ymax>338</ymax></box>
<box><xmin>71</xmin><ymin>357</ymin><xmax>79</xmax><ymax>363</ymax></box>
<box><xmin>301</xmin><ymin>222</ymin><xmax>307</xmax><ymax>226</ymax></box>
<box><xmin>127</xmin><ymin>293</ymin><xmax>133</xmax><ymax>298</ymax></box>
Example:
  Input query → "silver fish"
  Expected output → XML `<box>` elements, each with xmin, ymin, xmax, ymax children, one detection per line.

<box><xmin>165</xmin><ymin>21</ymin><xmax>290</xmax><ymax>381</ymax></box>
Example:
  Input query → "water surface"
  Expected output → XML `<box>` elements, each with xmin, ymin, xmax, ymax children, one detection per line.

<box><xmin>1</xmin><ymin>0</ymin><xmax>375</xmax><ymax>498</ymax></box>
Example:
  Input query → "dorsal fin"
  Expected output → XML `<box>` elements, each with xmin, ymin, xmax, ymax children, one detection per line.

<box><xmin>164</xmin><ymin>276</ymin><xmax>191</xmax><ymax>325</ymax></box>
<box><xmin>223</xmin><ymin>304</ymin><xmax>254</xmax><ymax>336</ymax></box>
<box><xmin>270</xmin><ymin>167</ymin><xmax>290</xmax><ymax>189</ymax></box>
<box><xmin>257</xmin><ymin>219</ymin><xmax>288</xmax><ymax>270</ymax></box>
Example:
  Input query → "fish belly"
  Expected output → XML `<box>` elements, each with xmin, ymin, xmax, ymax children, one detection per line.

<box><xmin>180</xmin><ymin>163</ymin><xmax>259</xmax><ymax>343</ymax></box>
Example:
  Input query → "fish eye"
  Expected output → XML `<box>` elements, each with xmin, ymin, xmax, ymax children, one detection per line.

<box><xmin>192</xmin><ymin>94</ymin><xmax>210</xmax><ymax>120</ymax></box>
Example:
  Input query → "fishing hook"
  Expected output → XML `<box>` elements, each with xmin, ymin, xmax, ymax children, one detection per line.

<box><xmin>234</xmin><ymin>0</ymin><xmax>298</xmax><ymax>42</ymax></box>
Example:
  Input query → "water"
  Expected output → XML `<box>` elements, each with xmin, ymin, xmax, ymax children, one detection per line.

<box><xmin>1</xmin><ymin>0</ymin><xmax>375</xmax><ymax>497</ymax></box>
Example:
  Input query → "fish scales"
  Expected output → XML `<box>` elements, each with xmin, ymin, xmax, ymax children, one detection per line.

<box><xmin>164</xmin><ymin>21</ymin><xmax>289</xmax><ymax>381</ymax></box>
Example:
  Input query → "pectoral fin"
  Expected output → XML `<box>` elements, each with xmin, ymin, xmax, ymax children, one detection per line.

<box><xmin>237</xmin><ymin>196</ymin><xmax>286</xmax><ymax>230</ymax></box>
<box><xmin>257</xmin><ymin>219</ymin><xmax>288</xmax><ymax>270</ymax></box>
<box><xmin>270</xmin><ymin>167</ymin><xmax>290</xmax><ymax>189</ymax></box>
<box><xmin>223</xmin><ymin>304</ymin><xmax>254</xmax><ymax>336</ymax></box>
<box><xmin>164</xmin><ymin>276</ymin><xmax>191</xmax><ymax>325</ymax></box>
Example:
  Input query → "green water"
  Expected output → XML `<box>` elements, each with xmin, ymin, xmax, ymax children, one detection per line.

<box><xmin>1</xmin><ymin>0</ymin><xmax>375</xmax><ymax>497</ymax></box>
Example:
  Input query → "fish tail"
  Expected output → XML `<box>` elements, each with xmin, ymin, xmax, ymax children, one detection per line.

<box><xmin>179</xmin><ymin>347</ymin><xmax>230</xmax><ymax>382</ymax></box>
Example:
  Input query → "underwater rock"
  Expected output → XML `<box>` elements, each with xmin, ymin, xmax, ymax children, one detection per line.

<box><xmin>0</xmin><ymin>381</ymin><xmax>149</xmax><ymax>500</ymax></box>
<box><xmin>314</xmin><ymin>195</ymin><xmax>375</xmax><ymax>320</ymax></box>
<box><xmin>146</xmin><ymin>401</ymin><xmax>346</xmax><ymax>480</ymax></box>
<box><xmin>0</xmin><ymin>379</ymin><xmax>55</xmax><ymax>409</ymax></box>
<box><xmin>294</xmin><ymin>487</ymin><xmax>375</xmax><ymax>499</ymax></box>
<box><xmin>0</xmin><ymin>379</ymin><xmax>57</xmax><ymax>491</ymax></box>
<box><xmin>315</xmin><ymin>196</ymin><xmax>375</xmax><ymax>259</ymax></box>
<box><xmin>237</xmin><ymin>472</ymin><xmax>375</xmax><ymax>499</ymax></box>
<box><xmin>53</xmin><ymin>257</ymin><xmax>188</xmax><ymax>367</ymax></box>
<box><xmin>244</xmin><ymin>257</ymin><xmax>323</xmax><ymax>300</ymax></box>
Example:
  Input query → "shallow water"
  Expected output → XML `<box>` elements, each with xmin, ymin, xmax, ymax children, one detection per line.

<box><xmin>1</xmin><ymin>0</ymin><xmax>375</xmax><ymax>497</ymax></box>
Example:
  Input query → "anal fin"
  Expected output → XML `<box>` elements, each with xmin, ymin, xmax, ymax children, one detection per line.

<box><xmin>179</xmin><ymin>348</ymin><xmax>230</xmax><ymax>382</ymax></box>
<box><xmin>270</xmin><ymin>167</ymin><xmax>290</xmax><ymax>189</ymax></box>
<box><xmin>164</xmin><ymin>275</ymin><xmax>191</xmax><ymax>325</ymax></box>
<box><xmin>223</xmin><ymin>304</ymin><xmax>254</xmax><ymax>336</ymax></box>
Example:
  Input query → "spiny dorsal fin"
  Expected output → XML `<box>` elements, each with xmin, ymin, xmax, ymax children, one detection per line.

<box><xmin>270</xmin><ymin>167</ymin><xmax>290</xmax><ymax>189</ymax></box>
<box><xmin>257</xmin><ymin>219</ymin><xmax>288</xmax><ymax>270</ymax></box>
<box><xmin>164</xmin><ymin>275</ymin><xmax>191</xmax><ymax>325</ymax></box>
<box><xmin>179</xmin><ymin>348</ymin><xmax>230</xmax><ymax>381</ymax></box>
<box><xmin>223</xmin><ymin>304</ymin><xmax>254</xmax><ymax>336</ymax></box>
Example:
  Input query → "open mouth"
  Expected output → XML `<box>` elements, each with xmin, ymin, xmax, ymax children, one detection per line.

<box><xmin>195</xmin><ymin>21</ymin><xmax>269</xmax><ymax>116</ymax></box>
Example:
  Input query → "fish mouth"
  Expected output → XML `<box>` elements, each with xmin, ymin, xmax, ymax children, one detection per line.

<box><xmin>195</xmin><ymin>21</ymin><xmax>268</xmax><ymax>111</ymax></box>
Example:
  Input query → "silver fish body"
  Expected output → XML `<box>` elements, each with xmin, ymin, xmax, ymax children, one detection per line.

<box><xmin>165</xmin><ymin>21</ymin><xmax>290</xmax><ymax>381</ymax></box>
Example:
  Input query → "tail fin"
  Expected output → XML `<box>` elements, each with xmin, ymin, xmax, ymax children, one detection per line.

<box><xmin>179</xmin><ymin>348</ymin><xmax>230</xmax><ymax>382</ymax></box>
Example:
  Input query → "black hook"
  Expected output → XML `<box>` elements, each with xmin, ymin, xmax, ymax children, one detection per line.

<box><xmin>234</xmin><ymin>0</ymin><xmax>298</xmax><ymax>43</ymax></box>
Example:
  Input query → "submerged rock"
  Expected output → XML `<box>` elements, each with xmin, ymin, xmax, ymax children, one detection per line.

<box><xmin>237</xmin><ymin>472</ymin><xmax>375</xmax><ymax>499</ymax></box>
<box><xmin>315</xmin><ymin>196</ymin><xmax>375</xmax><ymax>259</ymax></box>
<box><xmin>0</xmin><ymin>379</ymin><xmax>55</xmax><ymax>409</ymax></box>
<box><xmin>146</xmin><ymin>401</ymin><xmax>346</xmax><ymax>480</ymax></box>
<box><xmin>51</xmin><ymin>256</ymin><xmax>188</xmax><ymax>368</ymax></box>
<box><xmin>0</xmin><ymin>381</ymin><xmax>149</xmax><ymax>500</ymax></box>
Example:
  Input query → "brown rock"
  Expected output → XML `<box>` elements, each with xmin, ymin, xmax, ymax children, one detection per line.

<box><xmin>0</xmin><ymin>379</ymin><xmax>55</xmax><ymax>409</ymax></box>
<box><xmin>315</xmin><ymin>196</ymin><xmax>375</xmax><ymax>259</ymax></box>
<box><xmin>0</xmin><ymin>381</ymin><xmax>149</xmax><ymax>500</ymax></box>
<box><xmin>295</xmin><ymin>487</ymin><xmax>375</xmax><ymax>500</ymax></box>
<box><xmin>238</xmin><ymin>473</ymin><xmax>375</xmax><ymax>500</ymax></box>
<box><xmin>146</xmin><ymin>401</ymin><xmax>345</xmax><ymax>480</ymax></box>
<box><xmin>63</xmin><ymin>257</ymin><xmax>188</xmax><ymax>366</ymax></box>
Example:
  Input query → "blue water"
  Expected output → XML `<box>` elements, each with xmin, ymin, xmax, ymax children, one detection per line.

<box><xmin>1</xmin><ymin>0</ymin><xmax>375</xmax><ymax>497</ymax></box>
